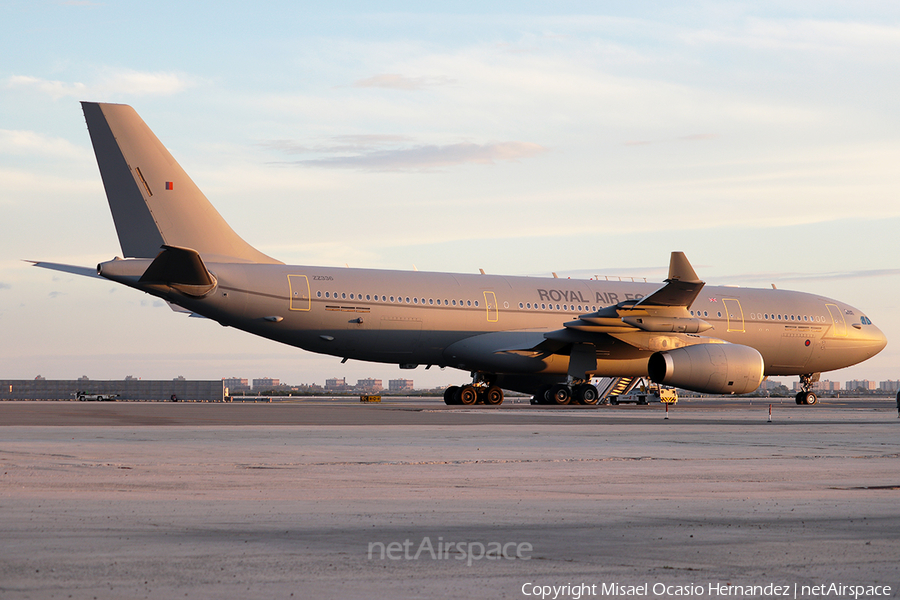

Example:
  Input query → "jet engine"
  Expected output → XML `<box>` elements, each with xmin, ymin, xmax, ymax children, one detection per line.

<box><xmin>648</xmin><ymin>343</ymin><xmax>764</xmax><ymax>395</ymax></box>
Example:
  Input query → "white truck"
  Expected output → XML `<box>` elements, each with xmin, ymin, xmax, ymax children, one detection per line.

<box><xmin>74</xmin><ymin>391</ymin><xmax>119</xmax><ymax>401</ymax></box>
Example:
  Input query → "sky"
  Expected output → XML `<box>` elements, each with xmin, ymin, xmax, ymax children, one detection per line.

<box><xmin>1</xmin><ymin>1</ymin><xmax>899</xmax><ymax>390</ymax></box>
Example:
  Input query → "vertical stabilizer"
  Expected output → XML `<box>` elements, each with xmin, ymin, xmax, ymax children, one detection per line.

<box><xmin>81</xmin><ymin>102</ymin><xmax>280</xmax><ymax>264</ymax></box>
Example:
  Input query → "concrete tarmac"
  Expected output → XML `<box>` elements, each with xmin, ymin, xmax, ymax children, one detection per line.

<box><xmin>1</xmin><ymin>398</ymin><xmax>898</xmax><ymax>599</ymax></box>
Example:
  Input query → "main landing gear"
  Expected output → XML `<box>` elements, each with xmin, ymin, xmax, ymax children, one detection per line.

<box><xmin>795</xmin><ymin>373</ymin><xmax>818</xmax><ymax>405</ymax></box>
<box><xmin>530</xmin><ymin>381</ymin><xmax>601</xmax><ymax>406</ymax></box>
<box><xmin>443</xmin><ymin>374</ymin><xmax>504</xmax><ymax>406</ymax></box>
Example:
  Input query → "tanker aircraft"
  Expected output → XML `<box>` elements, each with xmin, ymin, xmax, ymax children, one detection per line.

<box><xmin>32</xmin><ymin>103</ymin><xmax>887</xmax><ymax>406</ymax></box>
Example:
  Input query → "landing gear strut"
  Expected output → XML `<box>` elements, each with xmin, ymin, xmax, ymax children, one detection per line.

<box><xmin>795</xmin><ymin>374</ymin><xmax>818</xmax><ymax>405</ymax></box>
<box><xmin>443</xmin><ymin>373</ymin><xmax>504</xmax><ymax>406</ymax></box>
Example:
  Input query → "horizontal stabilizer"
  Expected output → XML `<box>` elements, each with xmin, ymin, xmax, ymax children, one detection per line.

<box><xmin>166</xmin><ymin>301</ymin><xmax>209</xmax><ymax>319</ymax></box>
<box><xmin>26</xmin><ymin>260</ymin><xmax>103</xmax><ymax>279</ymax></box>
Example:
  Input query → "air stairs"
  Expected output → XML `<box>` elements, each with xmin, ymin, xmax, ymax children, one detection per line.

<box><xmin>593</xmin><ymin>376</ymin><xmax>641</xmax><ymax>402</ymax></box>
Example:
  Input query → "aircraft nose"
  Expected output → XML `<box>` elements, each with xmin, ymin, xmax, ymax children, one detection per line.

<box><xmin>857</xmin><ymin>322</ymin><xmax>888</xmax><ymax>358</ymax></box>
<box><xmin>871</xmin><ymin>325</ymin><xmax>888</xmax><ymax>355</ymax></box>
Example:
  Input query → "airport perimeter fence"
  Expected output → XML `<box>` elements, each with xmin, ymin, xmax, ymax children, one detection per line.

<box><xmin>0</xmin><ymin>380</ymin><xmax>225</xmax><ymax>403</ymax></box>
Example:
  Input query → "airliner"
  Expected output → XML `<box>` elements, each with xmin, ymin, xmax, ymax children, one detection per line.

<box><xmin>32</xmin><ymin>103</ymin><xmax>887</xmax><ymax>406</ymax></box>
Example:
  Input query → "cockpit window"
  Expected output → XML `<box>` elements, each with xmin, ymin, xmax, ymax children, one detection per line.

<box><xmin>861</xmin><ymin>316</ymin><xmax>872</xmax><ymax>325</ymax></box>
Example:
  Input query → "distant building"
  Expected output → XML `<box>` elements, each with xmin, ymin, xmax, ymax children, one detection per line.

<box><xmin>879</xmin><ymin>380</ymin><xmax>900</xmax><ymax>393</ymax></box>
<box><xmin>846</xmin><ymin>380</ymin><xmax>876</xmax><ymax>392</ymax></box>
<box><xmin>252</xmin><ymin>377</ymin><xmax>280</xmax><ymax>390</ymax></box>
<box><xmin>356</xmin><ymin>378</ymin><xmax>383</xmax><ymax>392</ymax></box>
<box><xmin>794</xmin><ymin>380</ymin><xmax>841</xmax><ymax>392</ymax></box>
<box><xmin>325</xmin><ymin>377</ymin><xmax>352</xmax><ymax>392</ymax></box>
<box><xmin>759</xmin><ymin>380</ymin><xmax>786</xmax><ymax>391</ymax></box>
<box><xmin>223</xmin><ymin>377</ymin><xmax>250</xmax><ymax>392</ymax></box>
<box><xmin>389</xmin><ymin>378</ymin><xmax>414</xmax><ymax>392</ymax></box>
<box><xmin>34</xmin><ymin>375</ymin><xmax>46</xmax><ymax>381</ymax></box>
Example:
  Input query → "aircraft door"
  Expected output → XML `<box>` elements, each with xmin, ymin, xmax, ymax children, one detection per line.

<box><xmin>483</xmin><ymin>291</ymin><xmax>499</xmax><ymax>322</ymax></box>
<box><xmin>288</xmin><ymin>275</ymin><xmax>311</xmax><ymax>311</ymax></box>
<box><xmin>825</xmin><ymin>304</ymin><xmax>847</xmax><ymax>337</ymax></box>
<box><xmin>722</xmin><ymin>299</ymin><xmax>745</xmax><ymax>333</ymax></box>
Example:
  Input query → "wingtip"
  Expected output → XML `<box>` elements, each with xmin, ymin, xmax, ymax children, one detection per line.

<box><xmin>667</xmin><ymin>251</ymin><xmax>702</xmax><ymax>284</ymax></box>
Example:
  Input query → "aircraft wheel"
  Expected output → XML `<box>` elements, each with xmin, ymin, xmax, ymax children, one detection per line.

<box><xmin>803</xmin><ymin>392</ymin><xmax>818</xmax><ymax>405</ymax></box>
<box><xmin>458</xmin><ymin>385</ymin><xmax>478</xmax><ymax>406</ymax></box>
<box><xmin>533</xmin><ymin>385</ymin><xmax>551</xmax><ymax>405</ymax></box>
<box><xmin>484</xmin><ymin>386</ymin><xmax>503</xmax><ymax>406</ymax></box>
<box><xmin>550</xmin><ymin>384</ymin><xmax>571</xmax><ymax>405</ymax></box>
<box><xmin>578</xmin><ymin>384</ymin><xmax>599</xmax><ymax>405</ymax></box>
<box><xmin>795</xmin><ymin>393</ymin><xmax>803</xmax><ymax>405</ymax></box>
<box><xmin>444</xmin><ymin>386</ymin><xmax>460</xmax><ymax>405</ymax></box>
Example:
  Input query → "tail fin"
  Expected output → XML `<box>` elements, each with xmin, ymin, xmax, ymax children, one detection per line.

<box><xmin>81</xmin><ymin>102</ymin><xmax>281</xmax><ymax>264</ymax></box>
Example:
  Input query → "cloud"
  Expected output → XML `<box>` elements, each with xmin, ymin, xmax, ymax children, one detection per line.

<box><xmin>6</xmin><ymin>76</ymin><xmax>87</xmax><ymax>100</ymax></box>
<box><xmin>624</xmin><ymin>133</ymin><xmax>718</xmax><ymax>146</ymax></box>
<box><xmin>0</xmin><ymin>129</ymin><xmax>84</xmax><ymax>158</ymax></box>
<box><xmin>722</xmin><ymin>267</ymin><xmax>900</xmax><ymax>285</ymax></box>
<box><xmin>274</xmin><ymin>141</ymin><xmax>547</xmax><ymax>171</ymax></box>
<box><xmin>261</xmin><ymin>135</ymin><xmax>415</xmax><ymax>156</ymax></box>
<box><xmin>351</xmin><ymin>73</ymin><xmax>455</xmax><ymax>91</ymax></box>
<box><xmin>0</xmin><ymin>282</ymin><xmax>11</xmax><ymax>290</ymax></box>
<box><xmin>6</xmin><ymin>69</ymin><xmax>195</xmax><ymax>99</ymax></box>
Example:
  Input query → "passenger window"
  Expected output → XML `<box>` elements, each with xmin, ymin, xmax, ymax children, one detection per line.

<box><xmin>317</xmin><ymin>291</ymin><xmax>322</xmax><ymax>298</ymax></box>
<box><xmin>325</xmin><ymin>292</ymin><xmax>330</xmax><ymax>298</ymax></box>
<box><xmin>519</xmin><ymin>302</ymin><xmax>524</xmax><ymax>308</ymax></box>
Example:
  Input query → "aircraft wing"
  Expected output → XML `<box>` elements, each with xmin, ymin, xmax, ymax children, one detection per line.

<box><xmin>523</xmin><ymin>252</ymin><xmax>715</xmax><ymax>377</ymax></box>
<box><xmin>632</xmin><ymin>250</ymin><xmax>704</xmax><ymax>308</ymax></box>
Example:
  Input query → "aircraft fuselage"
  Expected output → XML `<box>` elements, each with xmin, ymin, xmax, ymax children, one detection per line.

<box><xmin>99</xmin><ymin>259</ymin><xmax>887</xmax><ymax>388</ymax></box>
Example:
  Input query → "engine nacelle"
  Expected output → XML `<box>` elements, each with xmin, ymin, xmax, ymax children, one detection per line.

<box><xmin>648</xmin><ymin>343</ymin><xmax>765</xmax><ymax>395</ymax></box>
